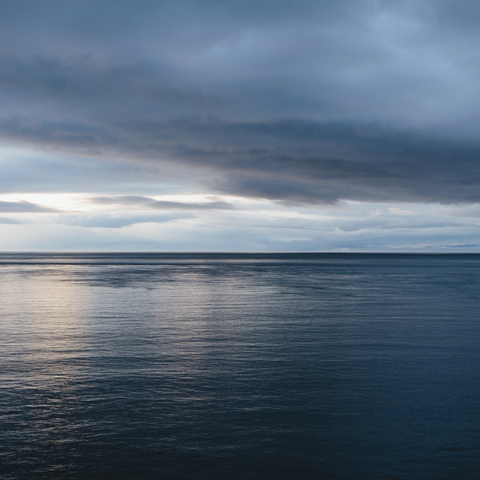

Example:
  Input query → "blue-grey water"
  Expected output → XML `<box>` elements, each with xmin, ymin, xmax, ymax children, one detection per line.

<box><xmin>1</xmin><ymin>253</ymin><xmax>480</xmax><ymax>479</ymax></box>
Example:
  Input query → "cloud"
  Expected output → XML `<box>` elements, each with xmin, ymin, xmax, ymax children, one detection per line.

<box><xmin>3</xmin><ymin>116</ymin><xmax>480</xmax><ymax>204</ymax></box>
<box><xmin>0</xmin><ymin>216</ymin><xmax>21</xmax><ymax>224</ymax></box>
<box><xmin>1</xmin><ymin>0</ymin><xmax>480</xmax><ymax>208</ymax></box>
<box><xmin>0</xmin><ymin>197</ymin><xmax>479</xmax><ymax>251</ymax></box>
<box><xmin>0</xmin><ymin>200</ymin><xmax>58</xmax><ymax>213</ymax></box>
<box><xmin>89</xmin><ymin>196</ymin><xmax>233</xmax><ymax>210</ymax></box>
<box><xmin>61</xmin><ymin>213</ymin><xmax>193</xmax><ymax>228</ymax></box>
<box><xmin>389</xmin><ymin>207</ymin><xmax>415</xmax><ymax>216</ymax></box>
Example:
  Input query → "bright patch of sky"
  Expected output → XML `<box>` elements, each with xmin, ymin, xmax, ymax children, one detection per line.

<box><xmin>0</xmin><ymin>189</ymin><xmax>479</xmax><ymax>251</ymax></box>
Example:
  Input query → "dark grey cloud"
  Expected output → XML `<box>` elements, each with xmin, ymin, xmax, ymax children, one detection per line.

<box><xmin>90</xmin><ymin>196</ymin><xmax>233</xmax><ymax>210</ymax></box>
<box><xmin>1</xmin><ymin>0</ymin><xmax>480</xmax><ymax>204</ymax></box>
<box><xmin>0</xmin><ymin>201</ymin><xmax>58</xmax><ymax>213</ymax></box>
<box><xmin>6</xmin><ymin>115</ymin><xmax>479</xmax><ymax>204</ymax></box>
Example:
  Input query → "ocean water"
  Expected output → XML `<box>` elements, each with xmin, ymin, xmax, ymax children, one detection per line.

<box><xmin>0</xmin><ymin>253</ymin><xmax>479</xmax><ymax>480</ymax></box>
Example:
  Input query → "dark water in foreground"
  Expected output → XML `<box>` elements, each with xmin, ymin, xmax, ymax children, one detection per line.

<box><xmin>1</xmin><ymin>253</ymin><xmax>480</xmax><ymax>479</ymax></box>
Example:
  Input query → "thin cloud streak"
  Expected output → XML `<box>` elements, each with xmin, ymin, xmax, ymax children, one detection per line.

<box><xmin>89</xmin><ymin>196</ymin><xmax>234</xmax><ymax>210</ymax></box>
<box><xmin>0</xmin><ymin>216</ymin><xmax>21</xmax><ymax>224</ymax></box>
<box><xmin>0</xmin><ymin>200</ymin><xmax>59</xmax><ymax>213</ymax></box>
<box><xmin>61</xmin><ymin>212</ymin><xmax>194</xmax><ymax>229</ymax></box>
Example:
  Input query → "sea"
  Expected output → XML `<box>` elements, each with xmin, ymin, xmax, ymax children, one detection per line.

<box><xmin>1</xmin><ymin>253</ymin><xmax>479</xmax><ymax>479</ymax></box>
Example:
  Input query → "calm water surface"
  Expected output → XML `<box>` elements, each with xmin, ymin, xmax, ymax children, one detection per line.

<box><xmin>0</xmin><ymin>253</ymin><xmax>479</xmax><ymax>479</ymax></box>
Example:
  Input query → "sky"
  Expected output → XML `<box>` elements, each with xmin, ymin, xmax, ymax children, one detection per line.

<box><xmin>1</xmin><ymin>0</ymin><xmax>480</xmax><ymax>251</ymax></box>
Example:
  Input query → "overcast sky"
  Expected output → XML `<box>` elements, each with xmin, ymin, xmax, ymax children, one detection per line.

<box><xmin>1</xmin><ymin>0</ymin><xmax>480</xmax><ymax>251</ymax></box>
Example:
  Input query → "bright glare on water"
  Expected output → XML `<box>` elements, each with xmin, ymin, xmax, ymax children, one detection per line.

<box><xmin>1</xmin><ymin>253</ymin><xmax>479</xmax><ymax>479</ymax></box>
